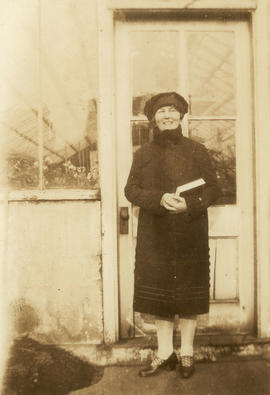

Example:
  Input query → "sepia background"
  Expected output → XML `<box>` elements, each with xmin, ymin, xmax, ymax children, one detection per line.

<box><xmin>0</xmin><ymin>0</ymin><xmax>270</xmax><ymax>390</ymax></box>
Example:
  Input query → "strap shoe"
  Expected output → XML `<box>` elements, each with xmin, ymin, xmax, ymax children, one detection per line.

<box><xmin>139</xmin><ymin>351</ymin><xmax>178</xmax><ymax>377</ymax></box>
<box><xmin>179</xmin><ymin>355</ymin><xmax>195</xmax><ymax>379</ymax></box>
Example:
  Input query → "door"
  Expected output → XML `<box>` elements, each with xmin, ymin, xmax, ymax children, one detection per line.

<box><xmin>116</xmin><ymin>18</ymin><xmax>254</xmax><ymax>338</ymax></box>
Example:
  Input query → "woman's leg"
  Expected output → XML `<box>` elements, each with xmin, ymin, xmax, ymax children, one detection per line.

<box><xmin>155</xmin><ymin>317</ymin><xmax>174</xmax><ymax>359</ymax></box>
<box><xmin>139</xmin><ymin>316</ymin><xmax>177</xmax><ymax>376</ymax></box>
<box><xmin>179</xmin><ymin>315</ymin><xmax>197</xmax><ymax>357</ymax></box>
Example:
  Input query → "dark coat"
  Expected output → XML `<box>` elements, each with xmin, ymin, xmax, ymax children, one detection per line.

<box><xmin>124</xmin><ymin>129</ymin><xmax>221</xmax><ymax>318</ymax></box>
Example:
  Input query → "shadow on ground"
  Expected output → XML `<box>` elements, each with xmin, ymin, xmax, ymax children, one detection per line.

<box><xmin>2</xmin><ymin>337</ymin><xmax>104</xmax><ymax>395</ymax></box>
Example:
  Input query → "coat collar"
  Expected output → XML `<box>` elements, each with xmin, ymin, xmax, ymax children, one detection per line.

<box><xmin>152</xmin><ymin>126</ymin><xmax>183</xmax><ymax>146</ymax></box>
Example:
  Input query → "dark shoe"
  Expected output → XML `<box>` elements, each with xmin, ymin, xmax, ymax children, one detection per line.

<box><xmin>179</xmin><ymin>356</ymin><xmax>195</xmax><ymax>379</ymax></box>
<box><xmin>139</xmin><ymin>352</ymin><xmax>178</xmax><ymax>377</ymax></box>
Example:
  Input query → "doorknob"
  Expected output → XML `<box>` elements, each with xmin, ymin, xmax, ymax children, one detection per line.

<box><xmin>120</xmin><ymin>207</ymin><xmax>129</xmax><ymax>234</ymax></box>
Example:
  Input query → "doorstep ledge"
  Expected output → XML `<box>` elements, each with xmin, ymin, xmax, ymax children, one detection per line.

<box><xmin>62</xmin><ymin>335</ymin><xmax>270</xmax><ymax>366</ymax></box>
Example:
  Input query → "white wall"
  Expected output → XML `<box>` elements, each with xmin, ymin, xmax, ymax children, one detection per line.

<box><xmin>5</xmin><ymin>200</ymin><xmax>103</xmax><ymax>344</ymax></box>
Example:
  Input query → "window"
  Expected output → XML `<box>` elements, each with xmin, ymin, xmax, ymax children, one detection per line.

<box><xmin>0</xmin><ymin>0</ymin><xmax>99</xmax><ymax>190</ymax></box>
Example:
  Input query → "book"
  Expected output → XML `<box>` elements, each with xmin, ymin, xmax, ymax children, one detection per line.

<box><xmin>176</xmin><ymin>178</ymin><xmax>206</xmax><ymax>197</ymax></box>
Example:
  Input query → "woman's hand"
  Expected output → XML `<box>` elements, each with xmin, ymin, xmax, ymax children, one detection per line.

<box><xmin>160</xmin><ymin>193</ymin><xmax>187</xmax><ymax>213</ymax></box>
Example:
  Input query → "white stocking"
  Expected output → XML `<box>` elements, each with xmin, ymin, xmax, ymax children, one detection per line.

<box><xmin>180</xmin><ymin>315</ymin><xmax>197</xmax><ymax>357</ymax></box>
<box><xmin>155</xmin><ymin>318</ymin><xmax>174</xmax><ymax>359</ymax></box>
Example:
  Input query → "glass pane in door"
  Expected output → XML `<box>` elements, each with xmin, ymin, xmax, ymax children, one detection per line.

<box><xmin>187</xmin><ymin>31</ymin><xmax>237</xmax><ymax>204</ymax></box>
<box><xmin>131</xmin><ymin>31</ymin><xmax>179</xmax><ymax>117</ymax></box>
<box><xmin>187</xmin><ymin>31</ymin><xmax>236</xmax><ymax>116</ymax></box>
<box><xmin>189</xmin><ymin>120</ymin><xmax>236</xmax><ymax>204</ymax></box>
<box><xmin>132</xmin><ymin>121</ymin><xmax>151</xmax><ymax>152</ymax></box>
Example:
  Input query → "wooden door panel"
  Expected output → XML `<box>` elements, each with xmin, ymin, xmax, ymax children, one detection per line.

<box><xmin>209</xmin><ymin>238</ymin><xmax>238</xmax><ymax>301</ymax></box>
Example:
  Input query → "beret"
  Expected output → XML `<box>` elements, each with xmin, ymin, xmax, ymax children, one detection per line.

<box><xmin>144</xmin><ymin>92</ymin><xmax>188</xmax><ymax>121</ymax></box>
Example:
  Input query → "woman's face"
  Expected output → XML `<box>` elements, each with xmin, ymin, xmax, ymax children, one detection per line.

<box><xmin>154</xmin><ymin>105</ymin><xmax>181</xmax><ymax>131</ymax></box>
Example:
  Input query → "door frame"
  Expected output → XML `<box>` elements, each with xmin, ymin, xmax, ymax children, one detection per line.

<box><xmin>97</xmin><ymin>0</ymin><xmax>270</xmax><ymax>343</ymax></box>
<box><xmin>116</xmin><ymin>18</ymin><xmax>254</xmax><ymax>338</ymax></box>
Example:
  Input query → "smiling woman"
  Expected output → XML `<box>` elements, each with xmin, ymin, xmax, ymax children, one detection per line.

<box><xmin>154</xmin><ymin>106</ymin><xmax>181</xmax><ymax>131</ymax></box>
<box><xmin>125</xmin><ymin>91</ymin><xmax>221</xmax><ymax>377</ymax></box>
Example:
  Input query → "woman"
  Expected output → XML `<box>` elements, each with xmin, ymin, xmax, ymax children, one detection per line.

<box><xmin>124</xmin><ymin>92</ymin><xmax>221</xmax><ymax>379</ymax></box>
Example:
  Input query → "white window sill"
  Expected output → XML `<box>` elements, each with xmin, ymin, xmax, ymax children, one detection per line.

<box><xmin>0</xmin><ymin>189</ymin><xmax>100</xmax><ymax>202</ymax></box>
<box><xmin>109</xmin><ymin>0</ymin><xmax>257</xmax><ymax>11</ymax></box>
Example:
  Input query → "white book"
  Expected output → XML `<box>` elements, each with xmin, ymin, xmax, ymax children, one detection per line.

<box><xmin>176</xmin><ymin>178</ymin><xmax>206</xmax><ymax>196</ymax></box>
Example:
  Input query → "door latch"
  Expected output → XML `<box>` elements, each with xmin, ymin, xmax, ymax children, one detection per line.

<box><xmin>120</xmin><ymin>207</ymin><xmax>129</xmax><ymax>234</ymax></box>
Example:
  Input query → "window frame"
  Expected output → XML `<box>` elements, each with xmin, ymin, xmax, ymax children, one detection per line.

<box><xmin>2</xmin><ymin>0</ymin><xmax>100</xmax><ymax>199</ymax></box>
<box><xmin>1</xmin><ymin>189</ymin><xmax>100</xmax><ymax>202</ymax></box>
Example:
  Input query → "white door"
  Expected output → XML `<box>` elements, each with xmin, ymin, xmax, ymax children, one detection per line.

<box><xmin>116</xmin><ymin>18</ymin><xmax>254</xmax><ymax>339</ymax></box>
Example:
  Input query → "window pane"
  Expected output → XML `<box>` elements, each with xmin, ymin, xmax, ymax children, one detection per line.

<box><xmin>0</xmin><ymin>1</ymin><xmax>39</xmax><ymax>189</ymax></box>
<box><xmin>131</xmin><ymin>31</ymin><xmax>179</xmax><ymax>117</ymax></box>
<box><xmin>187</xmin><ymin>32</ymin><xmax>236</xmax><ymax>116</ymax></box>
<box><xmin>132</xmin><ymin>121</ymin><xmax>151</xmax><ymax>152</ymax></box>
<box><xmin>189</xmin><ymin>120</ymin><xmax>236</xmax><ymax>204</ymax></box>
<box><xmin>41</xmin><ymin>0</ymin><xmax>98</xmax><ymax>189</ymax></box>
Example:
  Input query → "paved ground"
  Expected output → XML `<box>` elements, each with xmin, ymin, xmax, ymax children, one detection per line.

<box><xmin>70</xmin><ymin>359</ymin><xmax>270</xmax><ymax>395</ymax></box>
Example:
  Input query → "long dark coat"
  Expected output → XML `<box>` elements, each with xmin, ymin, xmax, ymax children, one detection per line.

<box><xmin>124</xmin><ymin>129</ymin><xmax>221</xmax><ymax>318</ymax></box>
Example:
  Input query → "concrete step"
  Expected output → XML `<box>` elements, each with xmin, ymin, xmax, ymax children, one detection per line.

<box><xmin>62</xmin><ymin>334</ymin><xmax>270</xmax><ymax>366</ymax></box>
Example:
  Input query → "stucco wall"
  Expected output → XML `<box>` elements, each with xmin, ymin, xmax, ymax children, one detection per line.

<box><xmin>5</xmin><ymin>200</ymin><xmax>103</xmax><ymax>344</ymax></box>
